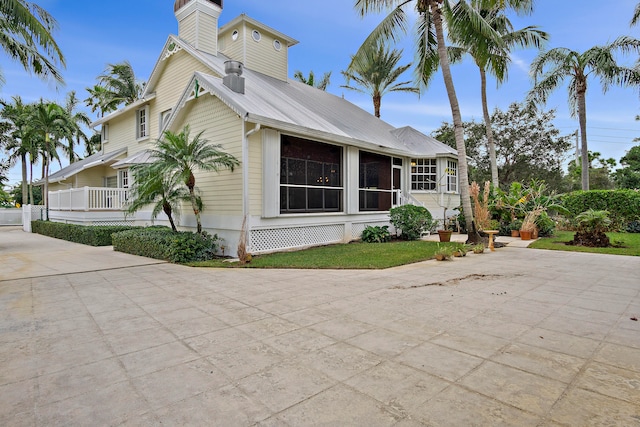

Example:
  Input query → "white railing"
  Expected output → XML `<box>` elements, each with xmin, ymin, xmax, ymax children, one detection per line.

<box><xmin>48</xmin><ymin>187</ymin><xmax>128</xmax><ymax>211</ymax></box>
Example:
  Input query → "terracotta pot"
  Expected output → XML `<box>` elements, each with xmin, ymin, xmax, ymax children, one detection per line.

<box><xmin>520</xmin><ymin>230</ymin><xmax>532</xmax><ymax>240</ymax></box>
<box><xmin>510</xmin><ymin>230</ymin><xmax>520</xmax><ymax>237</ymax></box>
<box><xmin>438</xmin><ymin>230</ymin><xmax>452</xmax><ymax>242</ymax></box>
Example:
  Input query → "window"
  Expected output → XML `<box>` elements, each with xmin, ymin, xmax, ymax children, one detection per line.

<box><xmin>273</xmin><ymin>40</ymin><xmax>282</xmax><ymax>51</ymax></box>
<box><xmin>136</xmin><ymin>106</ymin><xmax>149</xmax><ymax>140</ymax></box>
<box><xmin>104</xmin><ymin>176</ymin><xmax>117</xmax><ymax>188</ymax></box>
<box><xmin>252</xmin><ymin>30</ymin><xmax>261</xmax><ymax>42</ymax></box>
<box><xmin>411</xmin><ymin>158</ymin><xmax>437</xmax><ymax>191</ymax></box>
<box><xmin>159</xmin><ymin>109</ymin><xmax>172</xmax><ymax>133</ymax></box>
<box><xmin>359</xmin><ymin>151</ymin><xmax>392</xmax><ymax>211</ymax></box>
<box><xmin>101</xmin><ymin>124</ymin><xmax>109</xmax><ymax>143</ymax></box>
<box><xmin>231</xmin><ymin>29</ymin><xmax>239</xmax><ymax>41</ymax></box>
<box><xmin>446</xmin><ymin>160</ymin><xmax>458</xmax><ymax>192</ymax></box>
<box><xmin>280</xmin><ymin>136</ymin><xmax>343</xmax><ymax>213</ymax></box>
<box><xmin>118</xmin><ymin>169</ymin><xmax>129</xmax><ymax>189</ymax></box>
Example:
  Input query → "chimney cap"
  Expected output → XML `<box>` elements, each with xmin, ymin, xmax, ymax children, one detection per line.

<box><xmin>224</xmin><ymin>60</ymin><xmax>244</xmax><ymax>77</ymax></box>
<box><xmin>174</xmin><ymin>0</ymin><xmax>222</xmax><ymax>13</ymax></box>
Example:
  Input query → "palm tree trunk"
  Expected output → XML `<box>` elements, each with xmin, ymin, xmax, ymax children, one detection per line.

<box><xmin>44</xmin><ymin>153</ymin><xmax>49</xmax><ymax>220</ymax></box>
<box><xmin>577</xmin><ymin>89</ymin><xmax>589</xmax><ymax>190</ymax></box>
<box><xmin>162</xmin><ymin>202</ymin><xmax>177</xmax><ymax>232</ymax></box>
<box><xmin>29</xmin><ymin>156</ymin><xmax>34</xmax><ymax>205</ymax></box>
<box><xmin>188</xmin><ymin>187</ymin><xmax>202</xmax><ymax>234</ymax></box>
<box><xmin>479</xmin><ymin>67</ymin><xmax>499</xmax><ymax>189</ymax></box>
<box><xmin>373</xmin><ymin>94</ymin><xmax>381</xmax><ymax>118</ymax></box>
<box><xmin>430</xmin><ymin>0</ymin><xmax>479</xmax><ymax>243</ymax></box>
<box><xmin>20</xmin><ymin>153</ymin><xmax>28</xmax><ymax>205</ymax></box>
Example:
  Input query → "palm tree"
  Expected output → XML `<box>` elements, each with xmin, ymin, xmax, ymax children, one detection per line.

<box><xmin>293</xmin><ymin>70</ymin><xmax>332</xmax><ymax>91</ymax></box>
<box><xmin>527</xmin><ymin>37</ymin><xmax>640</xmax><ymax>190</ymax></box>
<box><xmin>30</xmin><ymin>100</ymin><xmax>68</xmax><ymax>219</ymax></box>
<box><xmin>0</xmin><ymin>96</ymin><xmax>32</xmax><ymax>203</ymax></box>
<box><xmin>448</xmin><ymin>8</ymin><xmax>547</xmax><ymax>189</ymax></box>
<box><xmin>62</xmin><ymin>91</ymin><xmax>90</xmax><ymax>163</ymax></box>
<box><xmin>341</xmin><ymin>43</ymin><xmax>419</xmax><ymax>118</ymax></box>
<box><xmin>632</xmin><ymin>2</ymin><xmax>640</xmax><ymax>26</ymax></box>
<box><xmin>0</xmin><ymin>0</ymin><xmax>65</xmax><ymax>85</ymax></box>
<box><xmin>147</xmin><ymin>125</ymin><xmax>240</xmax><ymax>234</ymax></box>
<box><xmin>92</xmin><ymin>61</ymin><xmax>145</xmax><ymax>112</ymax></box>
<box><xmin>84</xmin><ymin>84</ymin><xmax>115</xmax><ymax>117</ymax></box>
<box><xmin>354</xmin><ymin>0</ymin><xmax>533</xmax><ymax>241</ymax></box>
<box><xmin>126</xmin><ymin>164</ymin><xmax>190</xmax><ymax>232</ymax></box>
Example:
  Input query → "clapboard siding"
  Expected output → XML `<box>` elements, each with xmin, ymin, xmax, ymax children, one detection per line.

<box><xmin>248</xmin><ymin>130</ymin><xmax>263</xmax><ymax>216</ymax></box>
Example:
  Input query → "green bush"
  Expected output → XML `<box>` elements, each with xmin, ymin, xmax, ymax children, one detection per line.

<box><xmin>627</xmin><ymin>220</ymin><xmax>640</xmax><ymax>233</ymax></box>
<box><xmin>535</xmin><ymin>211</ymin><xmax>556</xmax><ymax>237</ymax></box>
<box><xmin>562</xmin><ymin>190</ymin><xmax>640</xmax><ymax>230</ymax></box>
<box><xmin>31</xmin><ymin>221</ymin><xmax>137</xmax><ymax>246</ymax></box>
<box><xmin>112</xmin><ymin>228</ymin><xmax>220</xmax><ymax>263</ymax></box>
<box><xmin>389</xmin><ymin>205</ymin><xmax>434</xmax><ymax>241</ymax></box>
<box><xmin>361</xmin><ymin>225</ymin><xmax>391</xmax><ymax>243</ymax></box>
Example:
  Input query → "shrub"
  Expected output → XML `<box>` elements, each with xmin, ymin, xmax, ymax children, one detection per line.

<box><xmin>112</xmin><ymin>228</ymin><xmax>220</xmax><ymax>263</ymax></box>
<box><xmin>572</xmin><ymin>209</ymin><xmax>611</xmax><ymax>247</ymax></box>
<box><xmin>562</xmin><ymin>190</ymin><xmax>640</xmax><ymax>230</ymax></box>
<box><xmin>389</xmin><ymin>205</ymin><xmax>434</xmax><ymax>241</ymax></box>
<box><xmin>627</xmin><ymin>220</ymin><xmax>640</xmax><ymax>233</ymax></box>
<box><xmin>535</xmin><ymin>211</ymin><xmax>556</xmax><ymax>237</ymax></box>
<box><xmin>31</xmin><ymin>221</ymin><xmax>137</xmax><ymax>246</ymax></box>
<box><xmin>361</xmin><ymin>225</ymin><xmax>391</xmax><ymax>243</ymax></box>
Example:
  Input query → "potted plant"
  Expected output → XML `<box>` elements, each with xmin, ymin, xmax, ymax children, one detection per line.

<box><xmin>434</xmin><ymin>244</ymin><xmax>454</xmax><ymax>261</ymax></box>
<box><xmin>471</xmin><ymin>243</ymin><xmax>485</xmax><ymax>254</ymax></box>
<box><xmin>437</xmin><ymin>228</ymin><xmax>453</xmax><ymax>242</ymax></box>
<box><xmin>452</xmin><ymin>242</ymin><xmax>469</xmax><ymax>257</ymax></box>
<box><xmin>509</xmin><ymin>219</ymin><xmax>522</xmax><ymax>237</ymax></box>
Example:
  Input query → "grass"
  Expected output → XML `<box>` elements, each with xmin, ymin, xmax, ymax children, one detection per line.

<box><xmin>188</xmin><ymin>240</ymin><xmax>460</xmax><ymax>269</ymax></box>
<box><xmin>529</xmin><ymin>231</ymin><xmax>640</xmax><ymax>256</ymax></box>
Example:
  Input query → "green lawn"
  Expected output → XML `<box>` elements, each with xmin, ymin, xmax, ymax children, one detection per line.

<box><xmin>529</xmin><ymin>231</ymin><xmax>640</xmax><ymax>256</ymax></box>
<box><xmin>188</xmin><ymin>240</ymin><xmax>463</xmax><ymax>269</ymax></box>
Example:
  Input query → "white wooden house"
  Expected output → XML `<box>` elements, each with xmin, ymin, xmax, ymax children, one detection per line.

<box><xmin>44</xmin><ymin>0</ymin><xmax>460</xmax><ymax>254</ymax></box>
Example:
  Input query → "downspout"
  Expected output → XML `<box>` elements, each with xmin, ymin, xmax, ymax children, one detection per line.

<box><xmin>242</xmin><ymin>118</ymin><xmax>260</xmax><ymax>252</ymax></box>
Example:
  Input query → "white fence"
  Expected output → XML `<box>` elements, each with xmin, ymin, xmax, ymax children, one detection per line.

<box><xmin>0</xmin><ymin>208</ymin><xmax>22</xmax><ymax>225</ymax></box>
<box><xmin>49</xmin><ymin>187</ymin><xmax>129</xmax><ymax>211</ymax></box>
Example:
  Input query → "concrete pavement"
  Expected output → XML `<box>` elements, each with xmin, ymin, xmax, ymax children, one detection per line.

<box><xmin>1</xmin><ymin>227</ymin><xmax>639</xmax><ymax>426</ymax></box>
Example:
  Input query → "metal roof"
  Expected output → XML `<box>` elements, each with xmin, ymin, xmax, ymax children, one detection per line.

<box><xmin>41</xmin><ymin>148</ymin><xmax>127</xmax><ymax>184</ymax></box>
<box><xmin>111</xmin><ymin>150</ymin><xmax>155</xmax><ymax>169</ymax></box>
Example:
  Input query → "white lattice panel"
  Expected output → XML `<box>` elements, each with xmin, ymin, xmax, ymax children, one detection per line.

<box><xmin>351</xmin><ymin>221</ymin><xmax>392</xmax><ymax>239</ymax></box>
<box><xmin>92</xmin><ymin>221</ymin><xmax>135</xmax><ymax>227</ymax></box>
<box><xmin>250</xmin><ymin>224</ymin><xmax>345</xmax><ymax>252</ymax></box>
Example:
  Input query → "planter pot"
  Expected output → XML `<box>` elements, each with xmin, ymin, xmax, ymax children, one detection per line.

<box><xmin>437</xmin><ymin>230</ymin><xmax>452</xmax><ymax>242</ymax></box>
<box><xmin>532</xmin><ymin>229</ymin><xmax>539</xmax><ymax>239</ymax></box>
<box><xmin>510</xmin><ymin>230</ymin><xmax>520</xmax><ymax>237</ymax></box>
<box><xmin>520</xmin><ymin>230</ymin><xmax>532</xmax><ymax>240</ymax></box>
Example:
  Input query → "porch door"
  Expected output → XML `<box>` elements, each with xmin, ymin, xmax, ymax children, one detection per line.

<box><xmin>392</xmin><ymin>158</ymin><xmax>402</xmax><ymax>207</ymax></box>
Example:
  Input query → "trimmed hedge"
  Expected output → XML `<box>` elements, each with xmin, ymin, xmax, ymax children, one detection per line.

<box><xmin>31</xmin><ymin>221</ymin><xmax>137</xmax><ymax>246</ymax></box>
<box><xmin>112</xmin><ymin>227</ymin><xmax>220</xmax><ymax>263</ymax></box>
<box><xmin>561</xmin><ymin>190</ymin><xmax>640</xmax><ymax>230</ymax></box>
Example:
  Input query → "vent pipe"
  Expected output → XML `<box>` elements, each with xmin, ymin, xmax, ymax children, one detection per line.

<box><xmin>223</xmin><ymin>60</ymin><xmax>245</xmax><ymax>94</ymax></box>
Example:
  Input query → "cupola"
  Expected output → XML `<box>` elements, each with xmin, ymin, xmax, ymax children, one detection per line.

<box><xmin>174</xmin><ymin>0</ymin><xmax>222</xmax><ymax>56</ymax></box>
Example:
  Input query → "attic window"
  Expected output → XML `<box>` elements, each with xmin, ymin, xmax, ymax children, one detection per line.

<box><xmin>231</xmin><ymin>30</ymin><xmax>239</xmax><ymax>41</ymax></box>
<box><xmin>273</xmin><ymin>40</ymin><xmax>282</xmax><ymax>51</ymax></box>
<box><xmin>252</xmin><ymin>30</ymin><xmax>261</xmax><ymax>42</ymax></box>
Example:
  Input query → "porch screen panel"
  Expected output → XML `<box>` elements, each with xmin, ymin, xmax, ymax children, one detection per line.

<box><xmin>280</xmin><ymin>136</ymin><xmax>343</xmax><ymax>213</ymax></box>
<box><xmin>359</xmin><ymin>151</ymin><xmax>392</xmax><ymax>211</ymax></box>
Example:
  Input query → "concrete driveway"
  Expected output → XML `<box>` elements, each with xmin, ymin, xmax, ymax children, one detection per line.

<box><xmin>1</xmin><ymin>227</ymin><xmax>639</xmax><ymax>426</ymax></box>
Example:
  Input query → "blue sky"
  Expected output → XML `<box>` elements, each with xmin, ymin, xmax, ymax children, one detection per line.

<box><xmin>2</xmin><ymin>0</ymin><xmax>640</xmax><ymax>186</ymax></box>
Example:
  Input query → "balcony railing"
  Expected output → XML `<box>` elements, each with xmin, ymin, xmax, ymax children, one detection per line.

<box><xmin>48</xmin><ymin>187</ymin><xmax>129</xmax><ymax>211</ymax></box>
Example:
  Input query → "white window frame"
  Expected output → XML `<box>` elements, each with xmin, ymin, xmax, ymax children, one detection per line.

<box><xmin>159</xmin><ymin>109</ymin><xmax>172</xmax><ymax>134</ymax></box>
<box><xmin>446</xmin><ymin>160</ymin><xmax>458</xmax><ymax>193</ymax></box>
<box><xmin>101</xmin><ymin>124</ymin><xmax>109</xmax><ymax>143</ymax></box>
<box><xmin>410</xmin><ymin>158</ymin><xmax>437</xmax><ymax>192</ymax></box>
<box><xmin>118</xmin><ymin>169</ymin><xmax>129</xmax><ymax>189</ymax></box>
<box><xmin>136</xmin><ymin>106</ymin><xmax>149</xmax><ymax>141</ymax></box>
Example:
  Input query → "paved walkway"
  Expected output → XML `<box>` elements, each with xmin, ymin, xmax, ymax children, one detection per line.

<box><xmin>1</xmin><ymin>227</ymin><xmax>639</xmax><ymax>426</ymax></box>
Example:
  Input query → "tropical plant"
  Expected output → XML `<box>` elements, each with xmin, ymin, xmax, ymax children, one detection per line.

<box><xmin>354</xmin><ymin>0</ymin><xmax>536</xmax><ymax>243</ymax></box>
<box><xmin>342</xmin><ymin>43</ymin><xmax>419</xmax><ymax>118</ymax></box>
<box><xmin>293</xmin><ymin>70</ymin><xmax>332</xmax><ymax>91</ymax></box>
<box><xmin>434</xmin><ymin>243</ymin><xmax>454</xmax><ymax>260</ymax></box>
<box><xmin>361</xmin><ymin>225</ymin><xmax>392</xmax><ymax>243</ymax></box>
<box><xmin>0</xmin><ymin>0</ymin><xmax>65</xmax><ymax>86</ymax></box>
<box><xmin>389</xmin><ymin>204</ymin><xmax>434</xmax><ymax>240</ymax></box>
<box><xmin>30</xmin><ymin>100</ymin><xmax>68</xmax><ymax>219</ymax></box>
<box><xmin>126</xmin><ymin>164</ymin><xmax>192</xmax><ymax>232</ymax></box>
<box><xmin>572</xmin><ymin>209</ymin><xmax>611</xmax><ymax>247</ymax></box>
<box><xmin>0</xmin><ymin>96</ymin><xmax>32</xmax><ymax>203</ymax></box>
<box><xmin>87</xmin><ymin>61</ymin><xmax>144</xmax><ymax>114</ymax></box>
<box><xmin>61</xmin><ymin>91</ymin><xmax>90</xmax><ymax>163</ymax></box>
<box><xmin>470</xmin><ymin>180</ymin><xmax>491</xmax><ymax>230</ymax></box>
<box><xmin>146</xmin><ymin>125</ymin><xmax>240</xmax><ymax>234</ymax></box>
<box><xmin>471</xmin><ymin>243</ymin><xmax>485</xmax><ymax>254</ymax></box>
<box><xmin>448</xmin><ymin>7</ymin><xmax>547</xmax><ymax>188</ymax></box>
<box><xmin>527</xmin><ymin>37</ymin><xmax>640</xmax><ymax>190</ymax></box>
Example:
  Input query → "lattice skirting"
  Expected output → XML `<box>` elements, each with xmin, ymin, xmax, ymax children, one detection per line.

<box><xmin>250</xmin><ymin>224</ymin><xmax>345</xmax><ymax>253</ymax></box>
<box><xmin>91</xmin><ymin>220</ymin><xmax>136</xmax><ymax>226</ymax></box>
